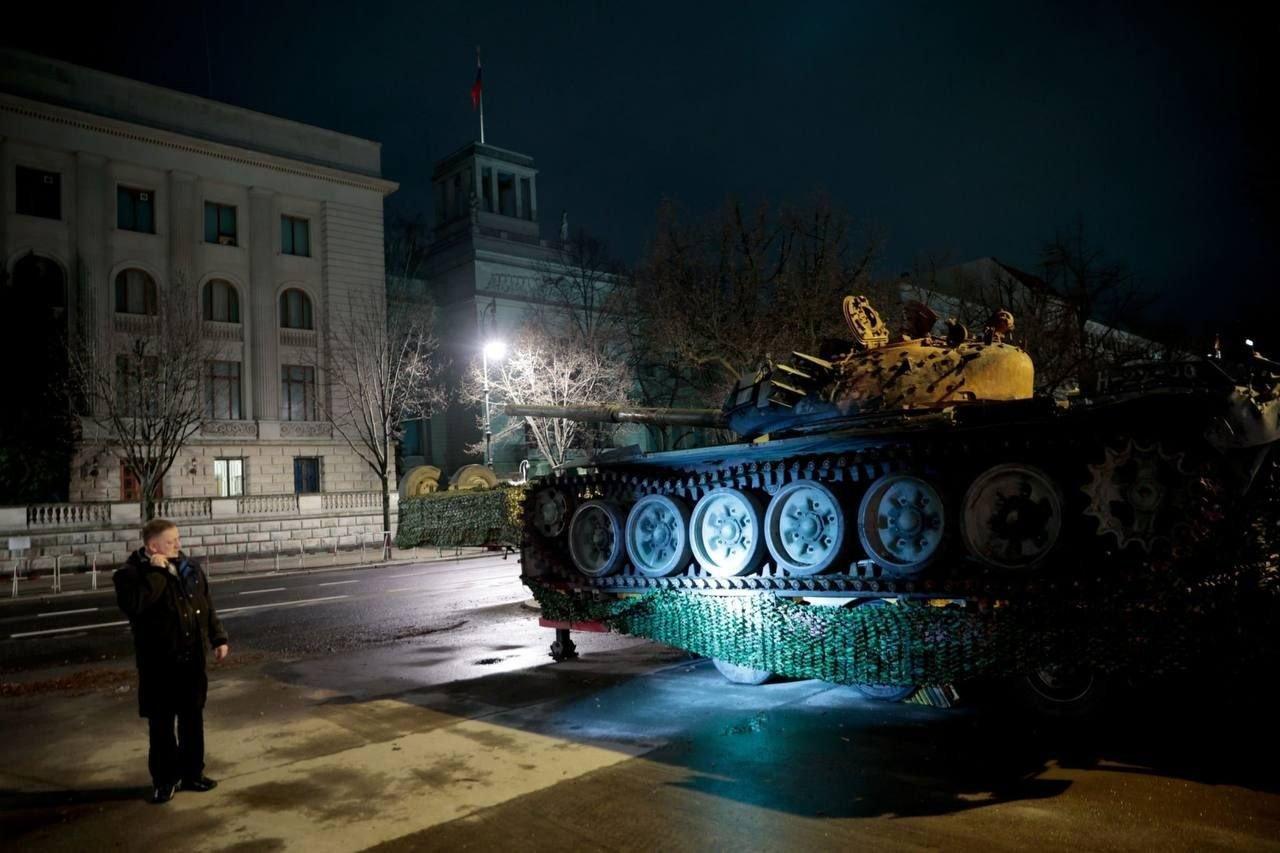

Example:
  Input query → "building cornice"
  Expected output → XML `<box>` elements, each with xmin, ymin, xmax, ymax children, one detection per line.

<box><xmin>0</xmin><ymin>94</ymin><xmax>399</xmax><ymax>197</ymax></box>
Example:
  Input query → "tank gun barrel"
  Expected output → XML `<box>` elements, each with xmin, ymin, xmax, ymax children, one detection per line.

<box><xmin>501</xmin><ymin>403</ymin><xmax>726</xmax><ymax>429</ymax></box>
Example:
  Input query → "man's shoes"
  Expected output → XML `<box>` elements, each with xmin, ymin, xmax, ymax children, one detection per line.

<box><xmin>150</xmin><ymin>780</ymin><xmax>180</xmax><ymax>804</ymax></box>
<box><xmin>182</xmin><ymin>776</ymin><xmax>218</xmax><ymax>792</ymax></box>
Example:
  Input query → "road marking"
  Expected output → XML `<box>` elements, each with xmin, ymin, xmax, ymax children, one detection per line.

<box><xmin>386</xmin><ymin>571</ymin><xmax>432</xmax><ymax>579</ymax></box>
<box><xmin>11</xmin><ymin>619</ymin><xmax>128</xmax><ymax>639</ymax></box>
<box><xmin>317</xmin><ymin>579</ymin><xmax>359</xmax><ymax>587</ymax></box>
<box><xmin>37</xmin><ymin>607</ymin><xmax>99</xmax><ymax>617</ymax></box>
<box><xmin>386</xmin><ymin>587</ymin><xmax>420</xmax><ymax>593</ymax></box>
<box><xmin>239</xmin><ymin>587</ymin><xmax>287</xmax><ymax>595</ymax></box>
<box><xmin>219</xmin><ymin>594</ymin><xmax>348</xmax><ymax>615</ymax></box>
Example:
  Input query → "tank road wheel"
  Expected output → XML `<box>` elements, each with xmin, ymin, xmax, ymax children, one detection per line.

<box><xmin>961</xmin><ymin>464</ymin><xmax>1063</xmax><ymax>570</ymax></box>
<box><xmin>567</xmin><ymin>501</ymin><xmax>627</xmax><ymax>578</ymax></box>
<box><xmin>531</xmin><ymin>487</ymin><xmax>572</xmax><ymax>539</ymax></box>
<box><xmin>689</xmin><ymin>488</ymin><xmax>766</xmax><ymax>577</ymax></box>
<box><xmin>764</xmin><ymin>480</ymin><xmax>849</xmax><ymax>576</ymax></box>
<box><xmin>857</xmin><ymin>473</ymin><xmax>947</xmax><ymax>577</ymax></box>
<box><xmin>851</xmin><ymin>599</ymin><xmax>918</xmax><ymax>702</ymax></box>
<box><xmin>625</xmin><ymin>494</ymin><xmax>693</xmax><ymax>577</ymax></box>
<box><xmin>1018</xmin><ymin>665</ymin><xmax>1108</xmax><ymax>717</ymax></box>
<box><xmin>712</xmin><ymin>658</ymin><xmax>774</xmax><ymax>685</ymax></box>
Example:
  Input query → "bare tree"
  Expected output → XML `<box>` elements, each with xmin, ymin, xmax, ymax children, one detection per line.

<box><xmin>1039</xmin><ymin>217</ymin><xmax>1159</xmax><ymax>391</ymax></box>
<box><xmin>68</xmin><ymin>272</ymin><xmax>211</xmax><ymax>520</ymax></box>
<box><xmin>633</xmin><ymin>195</ymin><xmax>885</xmax><ymax>408</ymax></box>
<box><xmin>467</xmin><ymin>334</ymin><xmax>629</xmax><ymax>469</ymax></box>
<box><xmin>317</xmin><ymin>282</ymin><xmax>444</xmax><ymax>546</ymax></box>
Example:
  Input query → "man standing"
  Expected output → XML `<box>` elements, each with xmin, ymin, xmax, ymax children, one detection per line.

<box><xmin>114</xmin><ymin>518</ymin><xmax>229</xmax><ymax>804</ymax></box>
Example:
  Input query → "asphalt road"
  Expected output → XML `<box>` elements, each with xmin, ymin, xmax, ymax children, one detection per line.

<box><xmin>3</xmin><ymin>555</ymin><xmax>1278</xmax><ymax>851</ymax></box>
<box><xmin>0</xmin><ymin>554</ymin><xmax>540</xmax><ymax>672</ymax></box>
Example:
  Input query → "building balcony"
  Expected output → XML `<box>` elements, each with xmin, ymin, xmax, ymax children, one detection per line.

<box><xmin>203</xmin><ymin>320</ymin><xmax>244</xmax><ymax>342</ymax></box>
<box><xmin>112</xmin><ymin>313</ymin><xmax>158</xmax><ymax>335</ymax></box>
<box><xmin>280</xmin><ymin>328</ymin><xmax>317</xmax><ymax>348</ymax></box>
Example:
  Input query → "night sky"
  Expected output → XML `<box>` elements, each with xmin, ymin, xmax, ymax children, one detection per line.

<box><xmin>5</xmin><ymin>1</ymin><xmax>1276</xmax><ymax>338</ymax></box>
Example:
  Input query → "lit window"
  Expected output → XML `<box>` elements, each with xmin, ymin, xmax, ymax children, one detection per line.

<box><xmin>281</xmin><ymin>215</ymin><xmax>310</xmax><ymax>256</ymax></box>
<box><xmin>117</xmin><ymin>187</ymin><xmax>155</xmax><ymax>233</ymax></box>
<box><xmin>213</xmin><ymin>458</ymin><xmax>245</xmax><ymax>497</ymax></box>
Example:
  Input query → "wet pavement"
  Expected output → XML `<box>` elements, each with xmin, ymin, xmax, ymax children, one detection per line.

<box><xmin>1</xmin><ymin>555</ymin><xmax>1277</xmax><ymax>851</ymax></box>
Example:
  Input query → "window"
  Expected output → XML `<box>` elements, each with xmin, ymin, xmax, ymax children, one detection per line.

<box><xmin>203</xmin><ymin>279</ymin><xmax>240</xmax><ymax>323</ymax></box>
<box><xmin>520</xmin><ymin>177</ymin><xmax>532</xmax><ymax>220</ymax></box>
<box><xmin>116</xmin><ymin>354</ymin><xmax>159</xmax><ymax>413</ymax></box>
<box><xmin>213</xmin><ymin>458</ymin><xmax>245</xmax><ymax>497</ymax></box>
<box><xmin>16</xmin><ymin>166</ymin><xmax>61</xmax><ymax>219</ymax></box>
<box><xmin>281</xmin><ymin>215</ymin><xmax>310</xmax><ymax>256</ymax></box>
<box><xmin>497</xmin><ymin>172</ymin><xmax>516</xmax><ymax>217</ymax></box>
<box><xmin>204</xmin><ymin>202</ymin><xmax>237</xmax><ymax>245</ymax></box>
<box><xmin>121</xmin><ymin>463</ymin><xmax>163</xmax><ymax>502</ymax></box>
<box><xmin>293</xmin><ymin>457</ymin><xmax>321</xmax><ymax>494</ymax></box>
<box><xmin>117</xmin><ymin>187</ymin><xmax>155</xmax><ymax>233</ymax></box>
<box><xmin>279</xmin><ymin>288</ymin><xmax>313</xmax><ymax>329</ymax></box>
<box><xmin>206</xmin><ymin>360</ymin><xmax>242</xmax><ymax>420</ymax></box>
<box><xmin>114</xmin><ymin>269</ymin><xmax>158</xmax><ymax>315</ymax></box>
<box><xmin>481</xmin><ymin>167</ymin><xmax>493</xmax><ymax>212</ymax></box>
<box><xmin>280</xmin><ymin>365</ymin><xmax>316</xmax><ymax>421</ymax></box>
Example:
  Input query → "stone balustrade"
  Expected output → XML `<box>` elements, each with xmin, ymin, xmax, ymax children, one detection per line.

<box><xmin>26</xmin><ymin>502</ymin><xmax>113</xmax><ymax>528</ymax></box>
<box><xmin>2</xmin><ymin>491</ymin><xmax>394</xmax><ymax>534</ymax></box>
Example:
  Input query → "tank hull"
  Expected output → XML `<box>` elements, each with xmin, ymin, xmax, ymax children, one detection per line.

<box><xmin>519</xmin><ymin>359</ymin><xmax>1279</xmax><ymax>696</ymax></box>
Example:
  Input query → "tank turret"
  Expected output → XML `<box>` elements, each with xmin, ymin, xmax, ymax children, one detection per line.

<box><xmin>505</xmin><ymin>295</ymin><xmax>1036</xmax><ymax>439</ymax></box>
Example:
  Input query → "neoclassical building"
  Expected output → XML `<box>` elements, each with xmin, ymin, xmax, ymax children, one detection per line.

<box><xmin>0</xmin><ymin>49</ymin><xmax>398</xmax><ymax>503</ymax></box>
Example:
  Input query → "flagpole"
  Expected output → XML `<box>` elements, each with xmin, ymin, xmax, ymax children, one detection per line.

<box><xmin>477</xmin><ymin>46</ymin><xmax>486</xmax><ymax>144</ymax></box>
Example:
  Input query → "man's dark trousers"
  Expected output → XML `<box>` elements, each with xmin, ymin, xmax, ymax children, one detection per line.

<box><xmin>144</xmin><ymin>656</ymin><xmax>207</xmax><ymax>786</ymax></box>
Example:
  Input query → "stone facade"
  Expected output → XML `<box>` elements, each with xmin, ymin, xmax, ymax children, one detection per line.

<box><xmin>0</xmin><ymin>49</ymin><xmax>398</xmax><ymax>504</ymax></box>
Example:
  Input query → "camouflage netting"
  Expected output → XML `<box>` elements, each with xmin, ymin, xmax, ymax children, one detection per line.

<box><xmin>528</xmin><ymin>579</ymin><xmax>1272</xmax><ymax>686</ymax></box>
<box><xmin>396</xmin><ymin>486</ymin><xmax>526</xmax><ymax>549</ymax></box>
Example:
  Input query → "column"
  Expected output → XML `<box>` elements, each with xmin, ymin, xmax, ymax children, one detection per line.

<box><xmin>167</xmin><ymin>171</ymin><xmax>197</xmax><ymax>292</ymax></box>
<box><xmin>75</xmin><ymin>152</ymin><xmax>109</xmax><ymax>403</ymax></box>
<box><xmin>528</xmin><ymin>176</ymin><xmax>538</xmax><ymax>224</ymax></box>
<box><xmin>248</xmin><ymin>187</ymin><xmax>278</xmax><ymax>421</ymax></box>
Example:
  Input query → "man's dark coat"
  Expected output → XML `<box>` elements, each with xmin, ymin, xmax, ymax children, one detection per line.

<box><xmin>114</xmin><ymin>548</ymin><xmax>228</xmax><ymax>718</ymax></box>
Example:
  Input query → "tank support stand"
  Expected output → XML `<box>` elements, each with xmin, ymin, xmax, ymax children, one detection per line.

<box><xmin>538</xmin><ymin>618</ymin><xmax>608</xmax><ymax>661</ymax></box>
<box><xmin>550</xmin><ymin>628</ymin><xmax>578</xmax><ymax>662</ymax></box>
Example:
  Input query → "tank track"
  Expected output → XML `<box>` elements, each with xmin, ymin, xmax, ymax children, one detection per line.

<box><xmin>522</xmin><ymin>426</ymin><xmax>1235</xmax><ymax>604</ymax></box>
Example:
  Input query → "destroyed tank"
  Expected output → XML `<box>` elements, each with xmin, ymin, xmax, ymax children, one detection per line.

<box><xmin>509</xmin><ymin>296</ymin><xmax>1280</xmax><ymax>705</ymax></box>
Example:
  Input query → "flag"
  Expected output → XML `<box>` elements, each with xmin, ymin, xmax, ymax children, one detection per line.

<box><xmin>471</xmin><ymin>50</ymin><xmax>483</xmax><ymax>110</ymax></box>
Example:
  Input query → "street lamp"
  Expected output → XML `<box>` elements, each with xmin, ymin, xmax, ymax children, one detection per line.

<box><xmin>482</xmin><ymin>339</ymin><xmax>507</xmax><ymax>467</ymax></box>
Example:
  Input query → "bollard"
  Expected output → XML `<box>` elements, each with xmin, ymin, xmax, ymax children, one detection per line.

<box><xmin>90</xmin><ymin>554</ymin><xmax>99</xmax><ymax>591</ymax></box>
<box><xmin>298</xmin><ymin>541</ymin><xmax>305</xmax><ymax>571</ymax></box>
<box><xmin>207</xmin><ymin>545</ymin><xmax>214</xmax><ymax>576</ymax></box>
<box><xmin>51</xmin><ymin>555</ymin><xmax>62</xmax><ymax>593</ymax></box>
<box><xmin>359</xmin><ymin>531</ymin><xmax>366</xmax><ymax>565</ymax></box>
<box><xmin>243</xmin><ymin>547</ymin><xmax>249</xmax><ymax>573</ymax></box>
<box><xmin>331</xmin><ymin>537</ymin><xmax>338</xmax><ymax>566</ymax></box>
<box><xmin>381</xmin><ymin>530</ymin><xmax>392</xmax><ymax>561</ymax></box>
<box><xmin>273</xmin><ymin>540</ymin><xmax>280</xmax><ymax>573</ymax></box>
<box><xmin>10</xmin><ymin>560</ymin><xmax>19</xmax><ymax>599</ymax></box>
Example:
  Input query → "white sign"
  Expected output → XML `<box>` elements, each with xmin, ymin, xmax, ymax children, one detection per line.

<box><xmin>8</xmin><ymin>536</ymin><xmax>32</xmax><ymax>551</ymax></box>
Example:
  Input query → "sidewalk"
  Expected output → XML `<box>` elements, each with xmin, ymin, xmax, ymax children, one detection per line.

<box><xmin>2</xmin><ymin>544</ymin><xmax>505</xmax><ymax>603</ymax></box>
